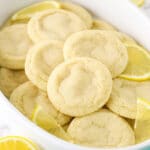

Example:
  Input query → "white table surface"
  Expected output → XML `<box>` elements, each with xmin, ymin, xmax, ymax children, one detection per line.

<box><xmin>0</xmin><ymin>0</ymin><xmax>150</xmax><ymax>137</ymax></box>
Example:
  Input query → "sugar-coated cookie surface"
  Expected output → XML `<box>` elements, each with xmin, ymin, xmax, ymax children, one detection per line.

<box><xmin>107</xmin><ymin>79</ymin><xmax>137</xmax><ymax>119</ymax></box>
<box><xmin>47</xmin><ymin>58</ymin><xmax>112</xmax><ymax>117</ymax></box>
<box><xmin>61</xmin><ymin>2</ymin><xmax>93</xmax><ymax>28</ymax></box>
<box><xmin>0</xmin><ymin>24</ymin><xmax>33</xmax><ymax>69</ymax></box>
<box><xmin>35</xmin><ymin>90</ymin><xmax>71</xmax><ymax>125</ymax></box>
<box><xmin>63</xmin><ymin>30</ymin><xmax>128</xmax><ymax>77</ymax></box>
<box><xmin>107</xmin><ymin>79</ymin><xmax>150</xmax><ymax>119</ymax></box>
<box><xmin>28</xmin><ymin>9</ymin><xmax>87</xmax><ymax>42</ymax></box>
<box><xmin>67</xmin><ymin>109</ymin><xmax>135</xmax><ymax>148</ymax></box>
<box><xmin>25</xmin><ymin>41</ymin><xmax>64</xmax><ymax>91</ymax></box>
<box><xmin>10</xmin><ymin>82</ymin><xmax>37</xmax><ymax>118</ymax></box>
<box><xmin>10</xmin><ymin>81</ymin><xmax>71</xmax><ymax>125</ymax></box>
<box><xmin>0</xmin><ymin>68</ymin><xmax>28</xmax><ymax>98</ymax></box>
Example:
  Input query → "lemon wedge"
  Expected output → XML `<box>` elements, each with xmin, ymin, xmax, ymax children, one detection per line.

<box><xmin>2</xmin><ymin>1</ymin><xmax>60</xmax><ymax>27</ymax></box>
<box><xmin>12</xmin><ymin>1</ymin><xmax>60</xmax><ymax>20</ymax></box>
<box><xmin>32</xmin><ymin>105</ymin><xmax>71</xmax><ymax>141</ymax></box>
<box><xmin>119</xmin><ymin>44</ymin><xmax>150</xmax><ymax>81</ymax></box>
<box><xmin>134</xmin><ymin>98</ymin><xmax>150</xmax><ymax>143</ymax></box>
<box><xmin>131</xmin><ymin>0</ymin><xmax>145</xmax><ymax>7</ymax></box>
<box><xmin>12</xmin><ymin>1</ymin><xmax>60</xmax><ymax>21</ymax></box>
<box><xmin>0</xmin><ymin>136</ymin><xmax>39</xmax><ymax>150</ymax></box>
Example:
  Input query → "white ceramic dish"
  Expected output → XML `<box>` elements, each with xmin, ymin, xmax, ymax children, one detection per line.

<box><xmin>0</xmin><ymin>0</ymin><xmax>150</xmax><ymax>150</ymax></box>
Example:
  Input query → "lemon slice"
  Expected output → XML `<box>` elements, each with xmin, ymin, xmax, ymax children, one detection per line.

<box><xmin>0</xmin><ymin>136</ymin><xmax>39</xmax><ymax>150</ymax></box>
<box><xmin>131</xmin><ymin>0</ymin><xmax>145</xmax><ymax>7</ymax></box>
<box><xmin>2</xmin><ymin>1</ymin><xmax>60</xmax><ymax>28</ymax></box>
<box><xmin>32</xmin><ymin>105</ymin><xmax>71</xmax><ymax>141</ymax></box>
<box><xmin>134</xmin><ymin>98</ymin><xmax>150</xmax><ymax>143</ymax></box>
<box><xmin>12</xmin><ymin>1</ymin><xmax>60</xmax><ymax>21</ymax></box>
<box><xmin>119</xmin><ymin>44</ymin><xmax>150</xmax><ymax>81</ymax></box>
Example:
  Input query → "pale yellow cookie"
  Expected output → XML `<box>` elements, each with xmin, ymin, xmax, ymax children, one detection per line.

<box><xmin>47</xmin><ymin>58</ymin><xmax>112</xmax><ymax>117</ymax></box>
<box><xmin>25</xmin><ymin>41</ymin><xmax>64</xmax><ymax>91</ymax></box>
<box><xmin>28</xmin><ymin>9</ymin><xmax>87</xmax><ymax>43</ymax></box>
<box><xmin>92</xmin><ymin>19</ymin><xmax>116</xmax><ymax>30</ymax></box>
<box><xmin>10</xmin><ymin>81</ymin><xmax>71</xmax><ymax>125</ymax></box>
<box><xmin>36</xmin><ymin>90</ymin><xmax>71</xmax><ymax>125</ymax></box>
<box><xmin>67</xmin><ymin>109</ymin><xmax>135</xmax><ymax>148</ymax></box>
<box><xmin>107</xmin><ymin>79</ymin><xmax>137</xmax><ymax>119</ymax></box>
<box><xmin>107</xmin><ymin>79</ymin><xmax>150</xmax><ymax>119</ymax></box>
<box><xmin>61</xmin><ymin>2</ymin><xmax>93</xmax><ymax>28</ymax></box>
<box><xmin>10</xmin><ymin>82</ymin><xmax>38</xmax><ymax>118</ymax></box>
<box><xmin>0</xmin><ymin>24</ymin><xmax>33</xmax><ymax>69</ymax></box>
<box><xmin>0</xmin><ymin>68</ymin><xmax>28</xmax><ymax>98</ymax></box>
<box><xmin>63</xmin><ymin>30</ymin><xmax>128</xmax><ymax>77</ymax></box>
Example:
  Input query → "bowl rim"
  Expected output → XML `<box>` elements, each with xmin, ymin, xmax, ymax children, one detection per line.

<box><xmin>1</xmin><ymin>92</ymin><xmax>150</xmax><ymax>150</ymax></box>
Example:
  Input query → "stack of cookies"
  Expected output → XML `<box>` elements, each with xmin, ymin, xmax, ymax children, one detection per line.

<box><xmin>0</xmin><ymin>1</ymin><xmax>150</xmax><ymax>148</ymax></box>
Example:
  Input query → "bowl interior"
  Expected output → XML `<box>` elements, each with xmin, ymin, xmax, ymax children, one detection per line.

<box><xmin>0</xmin><ymin>0</ymin><xmax>150</xmax><ymax>150</ymax></box>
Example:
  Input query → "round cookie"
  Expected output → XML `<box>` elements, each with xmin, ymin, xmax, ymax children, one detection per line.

<box><xmin>0</xmin><ymin>24</ymin><xmax>33</xmax><ymax>69</ymax></box>
<box><xmin>47</xmin><ymin>57</ymin><xmax>112</xmax><ymax>117</ymax></box>
<box><xmin>60</xmin><ymin>2</ymin><xmax>93</xmax><ymax>28</ymax></box>
<box><xmin>107</xmin><ymin>79</ymin><xmax>137</xmax><ymax>119</ymax></box>
<box><xmin>10</xmin><ymin>82</ymin><xmax>38</xmax><ymax>118</ymax></box>
<box><xmin>36</xmin><ymin>91</ymin><xmax>71</xmax><ymax>126</ymax></box>
<box><xmin>107</xmin><ymin>79</ymin><xmax>150</xmax><ymax>119</ymax></box>
<box><xmin>92</xmin><ymin>19</ymin><xmax>116</xmax><ymax>30</ymax></box>
<box><xmin>10</xmin><ymin>81</ymin><xmax>71</xmax><ymax>125</ymax></box>
<box><xmin>0</xmin><ymin>68</ymin><xmax>28</xmax><ymax>98</ymax></box>
<box><xmin>25</xmin><ymin>41</ymin><xmax>64</xmax><ymax>91</ymax></box>
<box><xmin>63</xmin><ymin>30</ymin><xmax>128</xmax><ymax>77</ymax></box>
<box><xmin>28</xmin><ymin>9</ymin><xmax>87</xmax><ymax>43</ymax></box>
<box><xmin>67</xmin><ymin>109</ymin><xmax>135</xmax><ymax>148</ymax></box>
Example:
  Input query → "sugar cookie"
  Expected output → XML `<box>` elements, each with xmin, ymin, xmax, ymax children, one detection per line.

<box><xmin>63</xmin><ymin>30</ymin><xmax>128</xmax><ymax>77</ymax></box>
<box><xmin>0</xmin><ymin>24</ymin><xmax>33</xmax><ymax>69</ymax></box>
<box><xmin>47</xmin><ymin>58</ymin><xmax>112</xmax><ymax>117</ymax></box>
<box><xmin>107</xmin><ymin>79</ymin><xmax>150</xmax><ymax>119</ymax></box>
<box><xmin>0</xmin><ymin>68</ymin><xmax>28</xmax><ymax>98</ymax></box>
<box><xmin>10</xmin><ymin>81</ymin><xmax>71</xmax><ymax>125</ymax></box>
<box><xmin>10</xmin><ymin>82</ymin><xmax>38</xmax><ymax>118</ymax></box>
<box><xmin>25</xmin><ymin>41</ymin><xmax>64</xmax><ymax>91</ymax></box>
<box><xmin>36</xmin><ymin>90</ymin><xmax>71</xmax><ymax>125</ymax></box>
<box><xmin>28</xmin><ymin>9</ymin><xmax>87</xmax><ymax>42</ymax></box>
<box><xmin>107</xmin><ymin>79</ymin><xmax>137</xmax><ymax>119</ymax></box>
<box><xmin>61</xmin><ymin>2</ymin><xmax>93</xmax><ymax>28</ymax></box>
<box><xmin>67</xmin><ymin>109</ymin><xmax>135</xmax><ymax>148</ymax></box>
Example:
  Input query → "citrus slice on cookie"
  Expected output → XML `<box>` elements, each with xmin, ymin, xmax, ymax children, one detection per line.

<box><xmin>32</xmin><ymin>105</ymin><xmax>71</xmax><ymax>141</ymax></box>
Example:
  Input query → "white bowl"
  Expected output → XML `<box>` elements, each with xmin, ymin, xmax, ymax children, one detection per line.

<box><xmin>0</xmin><ymin>0</ymin><xmax>150</xmax><ymax>150</ymax></box>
